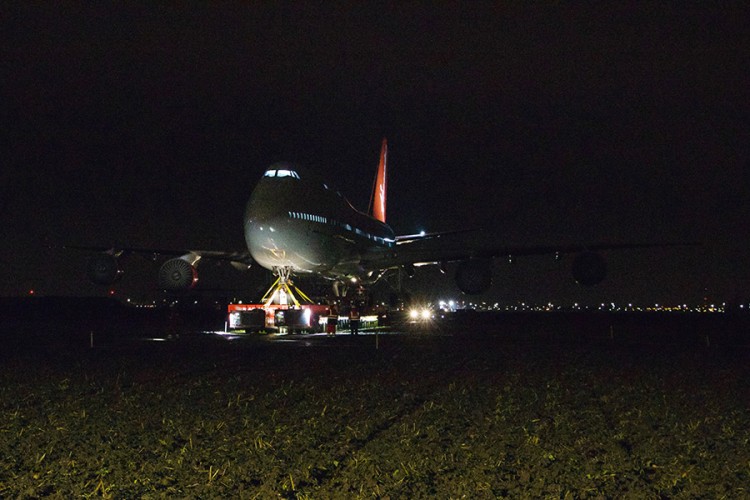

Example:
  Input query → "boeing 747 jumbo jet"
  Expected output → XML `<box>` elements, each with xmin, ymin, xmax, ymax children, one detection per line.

<box><xmin>81</xmin><ymin>139</ymin><xmax>672</xmax><ymax>296</ymax></box>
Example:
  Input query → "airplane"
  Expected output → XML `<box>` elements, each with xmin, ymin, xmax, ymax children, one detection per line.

<box><xmin>79</xmin><ymin>139</ymin><xmax>681</xmax><ymax>297</ymax></box>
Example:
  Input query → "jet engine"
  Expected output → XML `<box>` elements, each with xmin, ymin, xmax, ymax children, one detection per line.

<box><xmin>87</xmin><ymin>254</ymin><xmax>122</xmax><ymax>285</ymax></box>
<box><xmin>158</xmin><ymin>258</ymin><xmax>199</xmax><ymax>291</ymax></box>
<box><xmin>403</xmin><ymin>264</ymin><xmax>416</xmax><ymax>278</ymax></box>
<box><xmin>455</xmin><ymin>259</ymin><xmax>492</xmax><ymax>295</ymax></box>
<box><xmin>571</xmin><ymin>251</ymin><xmax>607</xmax><ymax>286</ymax></box>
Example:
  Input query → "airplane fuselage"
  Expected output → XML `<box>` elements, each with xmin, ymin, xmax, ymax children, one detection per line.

<box><xmin>244</xmin><ymin>164</ymin><xmax>396</xmax><ymax>282</ymax></box>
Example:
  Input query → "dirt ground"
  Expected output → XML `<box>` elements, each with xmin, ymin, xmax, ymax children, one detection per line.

<box><xmin>1</xmin><ymin>318</ymin><xmax>749</xmax><ymax>498</ymax></box>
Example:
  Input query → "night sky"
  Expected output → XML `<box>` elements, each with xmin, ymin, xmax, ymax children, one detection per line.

<box><xmin>2</xmin><ymin>3</ymin><xmax>749</xmax><ymax>305</ymax></box>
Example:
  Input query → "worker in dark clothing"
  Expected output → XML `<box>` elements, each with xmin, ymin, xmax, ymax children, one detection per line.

<box><xmin>349</xmin><ymin>305</ymin><xmax>361</xmax><ymax>335</ymax></box>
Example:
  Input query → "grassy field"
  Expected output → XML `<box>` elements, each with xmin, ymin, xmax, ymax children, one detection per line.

<box><xmin>1</xmin><ymin>317</ymin><xmax>748</xmax><ymax>498</ymax></box>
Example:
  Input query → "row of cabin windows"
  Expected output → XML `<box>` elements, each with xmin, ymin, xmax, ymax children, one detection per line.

<box><xmin>288</xmin><ymin>211</ymin><xmax>394</xmax><ymax>247</ymax></box>
<box><xmin>289</xmin><ymin>211</ymin><xmax>327</xmax><ymax>224</ymax></box>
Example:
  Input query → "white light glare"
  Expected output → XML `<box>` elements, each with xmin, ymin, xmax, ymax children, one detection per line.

<box><xmin>409</xmin><ymin>308</ymin><xmax>432</xmax><ymax>320</ymax></box>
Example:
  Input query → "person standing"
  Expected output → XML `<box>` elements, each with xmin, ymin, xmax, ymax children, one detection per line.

<box><xmin>326</xmin><ymin>304</ymin><xmax>338</xmax><ymax>336</ymax></box>
<box><xmin>349</xmin><ymin>304</ymin><xmax>361</xmax><ymax>335</ymax></box>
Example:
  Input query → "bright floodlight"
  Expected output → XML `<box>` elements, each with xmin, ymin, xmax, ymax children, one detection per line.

<box><xmin>420</xmin><ymin>309</ymin><xmax>431</xmax><ymax>319</ymax></box>
<box><xmin>409</xmin><ymin>309</ymin><xmax>420</xmax><ymax>319</ymax></box>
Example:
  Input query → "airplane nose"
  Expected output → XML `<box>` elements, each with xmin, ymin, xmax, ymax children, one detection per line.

<box><xmin>244</xmin><ymin>214</ymin><xmax>292</xmax><ymax>266</ymax></box>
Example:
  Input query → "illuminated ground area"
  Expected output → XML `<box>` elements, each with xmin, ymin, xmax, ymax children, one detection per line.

<box><xmin>1</xmin><ymin>317</ymin><xmax>748</xmax><ymax>497</ymax></box>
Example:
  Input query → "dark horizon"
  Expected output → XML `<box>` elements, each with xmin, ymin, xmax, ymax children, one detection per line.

<box><xmin>3</xmin><ymin>4</ymin><xmax>749</xmax><ymax>303</ymax></box>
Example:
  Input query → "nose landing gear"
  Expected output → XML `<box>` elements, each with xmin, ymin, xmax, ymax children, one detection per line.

<box><xmin>262</xmin><ymin>266</ymin><xmax>313</xmax><ymax>307</ymax></box>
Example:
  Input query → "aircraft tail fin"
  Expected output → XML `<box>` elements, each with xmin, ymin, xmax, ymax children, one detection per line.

<box><xmin>369</xmin><ymin>138</ymin><xmax>388</xmax><ymax>223</ymax></box>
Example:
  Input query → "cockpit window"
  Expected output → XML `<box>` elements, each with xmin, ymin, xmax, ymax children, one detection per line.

<box><xmin>275</xmin><ymin>169</ymin><xmax>299</xmax><ymax>178</ymax></box>
<box><xmin>264</xmin><ymin>169</ymin><xmax>300</xmax><ymax>179</ymax></box>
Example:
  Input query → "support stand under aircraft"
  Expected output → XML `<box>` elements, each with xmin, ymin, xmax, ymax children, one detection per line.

<box><xmin>261</xmin><ymin>266</ymin><xmax>315</xmax><ymax>308</ymax></box>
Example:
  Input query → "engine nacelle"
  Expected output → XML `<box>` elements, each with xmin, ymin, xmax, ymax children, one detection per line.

<box><xmin>158</xmin><ymin>258</ymin><xmax>199</xmax><ymax>291</ymax></box>
<box><xmin>571</xmin><ymin>251</ymin><xmax>607</xmax><ymax>286</ymax></box>
<box><xmin>403</xmin><ymin>264</ymin><xmax>416</xmax><ymax>278</ymax></box>
<box><xmin>455</xmin><ymin>259</ymin><xmax>492</xmax><ymax>295</ymax></box>
<box><xmin>87</xmin><ymin>254</ymin><xmax>123</xmax><ymax>285</ymax></box>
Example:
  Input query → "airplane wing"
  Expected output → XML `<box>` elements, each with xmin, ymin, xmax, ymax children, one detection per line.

<box><xmin>66</xmin><ymin>245</ymin><xmax>253</xmax><ymax>264</ymax></box>
<box><xmin>66</xmin><ymin>244</ymin><xmax>254</xmax><ymax>290</ymax></box>
<box><xmin>362</xmin><ymin>230</ymin><xmax>698</xmax><ymax>293</ymax></box>
<box><xmin>393</xmin><ymin>228</ymin><xmax>480</xmax><ymax>244</ymax></box>
<box><xmin>389</xmin><ymin>234</ymin><xmax>692</xmax><ymax>266</ymax></box>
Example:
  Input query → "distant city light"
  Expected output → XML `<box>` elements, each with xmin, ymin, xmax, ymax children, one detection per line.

<box><xmin>421</xmin><ymin>300</ymin><xmax>734</xmax><ymax>314</ymax></box>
